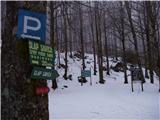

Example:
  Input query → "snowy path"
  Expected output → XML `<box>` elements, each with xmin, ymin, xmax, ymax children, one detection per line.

<box><xmin>48</xmin><ymin>54</ymin><xmax>160</xmax><ymax>120</ymax></box>
<box><xmin>48</xmin><ymin>81</ymin><xmax>159</xmax><ymax>120</ymax></box>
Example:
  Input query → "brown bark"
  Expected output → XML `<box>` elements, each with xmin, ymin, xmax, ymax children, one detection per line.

<box><xmin>2</xmin><ymin>2</ymin><xmax>49</xmax><ymax>120</ymax></box>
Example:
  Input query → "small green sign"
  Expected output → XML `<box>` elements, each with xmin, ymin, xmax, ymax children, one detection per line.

<box><xmin>81</xmin><ymin>70</ymin><xmax>91</xmax><ymax>77</ymax></box>
<box><xmin>29</xmin><ymin>40</ymin><xmax>55</xmax><ymax>67</ymax></box>
<box><xmin>31</xmin><ymin>67</ymin><xmax>59</xmax><ymax>80</ymax></box>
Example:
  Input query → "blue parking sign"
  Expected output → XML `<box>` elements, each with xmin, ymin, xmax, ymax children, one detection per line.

<box><xmin>17</xmin><ymin>9</ymin><xmax>46</xmax><ymax>42</ymax></box>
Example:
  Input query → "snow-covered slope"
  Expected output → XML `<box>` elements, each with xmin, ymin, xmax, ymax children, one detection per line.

<box><xmin>48</xmin><ymin>53</ymin><xmax>160</xmax><ymax>120</ymax></box>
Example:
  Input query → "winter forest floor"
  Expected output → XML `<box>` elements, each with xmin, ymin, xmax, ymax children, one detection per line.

<box><xmin>48</xmin><ymin>53</ymin><xmax>160</xmax><ymax>120</ymax></box>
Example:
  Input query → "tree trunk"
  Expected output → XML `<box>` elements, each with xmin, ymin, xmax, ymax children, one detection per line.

<box><xmin>144</xmin><ymin>1</ymin><xmax>154</xmax><ymax>83</ymax></box>
<box><xmin>79</xmin><ymin>3</ymin><xmax>85</xmax><ymax>70</ymax></box>
<box><xmin>113</xmin><ymin>27</ymin><xmax>118</xmax><ymax>61</ymax></box>
<box><xmin>69</xmin><ymin>27</ymin><xmax>73</xmax><ymax>58</ymax></box>
<box><xmin>89</xmin><ymin>7</ymin><xmax>97</xmax><ymax>75</ymax></box>
<box><xmin>94</xmin><ymin>2</ymin><xmax>104</xmax><ymax>84</ymax></box>
<box><xmin>120</xmin><ymin>2</ymin><xmax>128</xmax><ymax>84</ymax></box>
<box><xmin>2</xmin><ymin>2</ymin><xmax>49</xmax><ymax>120</ymax></box>
<box><xmin>103</xmin><ymin>14</ymin><xmax>110</xmax><ymax>75</ymax></box>
<box><xmin>55</xmin><ymin>10</ymin><xmax>61</xmax><ymax>67</ymax></box>
<box><xmin>125</xmin><ymin>1</ymin><xmax>145</xmax><ymax>83</ymax></box>
<box><xmin>138</xmin><ymin>8</ymin><xmax>149</xmax><ymax>78</ymax></box>
<box><xmin>50</xmin><ymin>2</ymin><xmax>58</xmax><ymax>89</ymax></box>
<box><xmin>62</xmin><ymin>3</ymin><xmax>68</xmax><ymax>80</ymax></box>
<box><xmin>66</xmin><ymin>9</ymin><xmax>73</xmax><ymax>58</ymax></box>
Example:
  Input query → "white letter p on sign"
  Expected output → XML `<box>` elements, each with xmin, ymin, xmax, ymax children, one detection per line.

<box><xmin>23</xmin><ymin>16</ymin><xmax>41</xmax><ymax>33</ymax></box>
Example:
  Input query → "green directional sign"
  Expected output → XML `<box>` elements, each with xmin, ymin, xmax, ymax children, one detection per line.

<box><xmin>31</xmin><ymin>66</ymin><xmax>59</xmax><ymax>80</ymax></box>
<box><xmin>29</xmin><ymin>40</ymin><xmax>55</xmax><ymax>67</ymax></box>
<box><xmin>81</xmin><ymin>70</ymin><xmax>91</xmax><ymax>77</ymax></box>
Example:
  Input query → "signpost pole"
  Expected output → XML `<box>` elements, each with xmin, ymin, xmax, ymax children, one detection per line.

<box><xmin>90</xmin><ymin>67</ymin><xmax>92</xmax><ymax>86</ymax></box>
<box><xmin>81</xmin><ymin>68</ymin><xmax>83</xmax><ymax>86</ymax></box>
<box><xmin>81</xmin><ymin>79</ymin><xmax>83</xmax><ymax>86</ymax></box>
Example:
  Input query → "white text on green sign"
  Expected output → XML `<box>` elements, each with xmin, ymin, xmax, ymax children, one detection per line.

<box><xmin>29</xmin><ymin>40</ymin><xmax>55</xmax><ymax>67</ymax></box>
<box><xmin>31</xmin><ymin>67</ymin><xmax>59</xmax><ymax>80</ymax></box>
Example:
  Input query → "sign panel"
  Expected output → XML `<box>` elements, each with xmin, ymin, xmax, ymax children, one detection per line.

<box><xmin>31</xmin><ymin>67</ymin><xmax>59</xmax><ymax>80</ymax></box>
<box><xmin>81</xmin><ymin>70</ymin><xmax>91</xmax><ymax>77</ymax></box>
<box><xmin>132</xmin><ymin>68</ymin><xmax>143</xmax><ymax>81</ymax></box>
<box><xmin>17</xmin><ymin>9</ymin><xmax>46</xmax><ymax>42</ymax></box>
<box><xmin>36</xmin><ymin>87</ymin><xmax>49</xmax><ymax>95</ymax></box>
<box><xmin>29</xmin><ymin>40</ymin><xmax>55</xmax><ymax>67</ymax></box>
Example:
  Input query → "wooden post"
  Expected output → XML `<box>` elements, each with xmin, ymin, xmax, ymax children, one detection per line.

<box><xmin>90</xmin><ymin>67</ymin><xmax>92</xmax><ymax>86</ymax></box>
<box><xmin>81</xmin><ymin>68</ymin><xmax>83</xmax><ymax>86</ymax></box>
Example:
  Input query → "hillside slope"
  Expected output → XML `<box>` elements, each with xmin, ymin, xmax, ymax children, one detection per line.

<box><xmin>48</xmin><ymin>53</ymin><xmax>159</xmax><ymax>120</ymax></box>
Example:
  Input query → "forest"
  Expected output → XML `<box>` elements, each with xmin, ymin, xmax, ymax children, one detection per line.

<box><xmin>1</xmin><ymin>1</ymin><xmax>160</xmax><ymax>120</ymax></box>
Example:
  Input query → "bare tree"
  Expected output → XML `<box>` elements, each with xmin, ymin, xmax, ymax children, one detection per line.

<box><xmin>103</xmin><ymin>11</ymin><xmax>110</xmax><ymax>75</ymax></box>
<box><xmin>89</xmin><ymin>3</ymin><xmax>97</xmax><ymax>75</ymax></box>
<box><xmin>120</xmin><ymin>2</ymin><xmax>128</xmax><ymax>83</ymax></box>
<box><xmin>79</xmin><ymin>2</ymin><xmax>86</xmax><ymax>70</ymax></box>
<box><xmin>94</xmin><ymin>2</ymin><xmax>104</xmax><ymax>84</ymax></box>
<box><xmin>137</xmin><ymin>3</ymin><xmax>149</xmax><ymax>78</ymax></box>
<box><xmin>125</xmin><ymin>1</ymin><xmax>145</xmax><ymax>82</ymax></box>
<box><xmin>62</xmin><ymin>2</ymin><xmax>68</xmax><ymax>80</ymax></box>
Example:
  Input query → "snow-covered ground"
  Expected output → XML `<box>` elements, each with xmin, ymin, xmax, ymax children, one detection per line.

<box><xmin>48</xmin><ymin>53</ymin><xmax>160</xmax><ymax>120</ymax></box>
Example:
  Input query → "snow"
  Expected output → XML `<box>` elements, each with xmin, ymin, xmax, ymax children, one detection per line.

<box><xmin>48</xmin><ymin>53</ymin><xmax>160</xmax><ymax>120</ymax></box>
